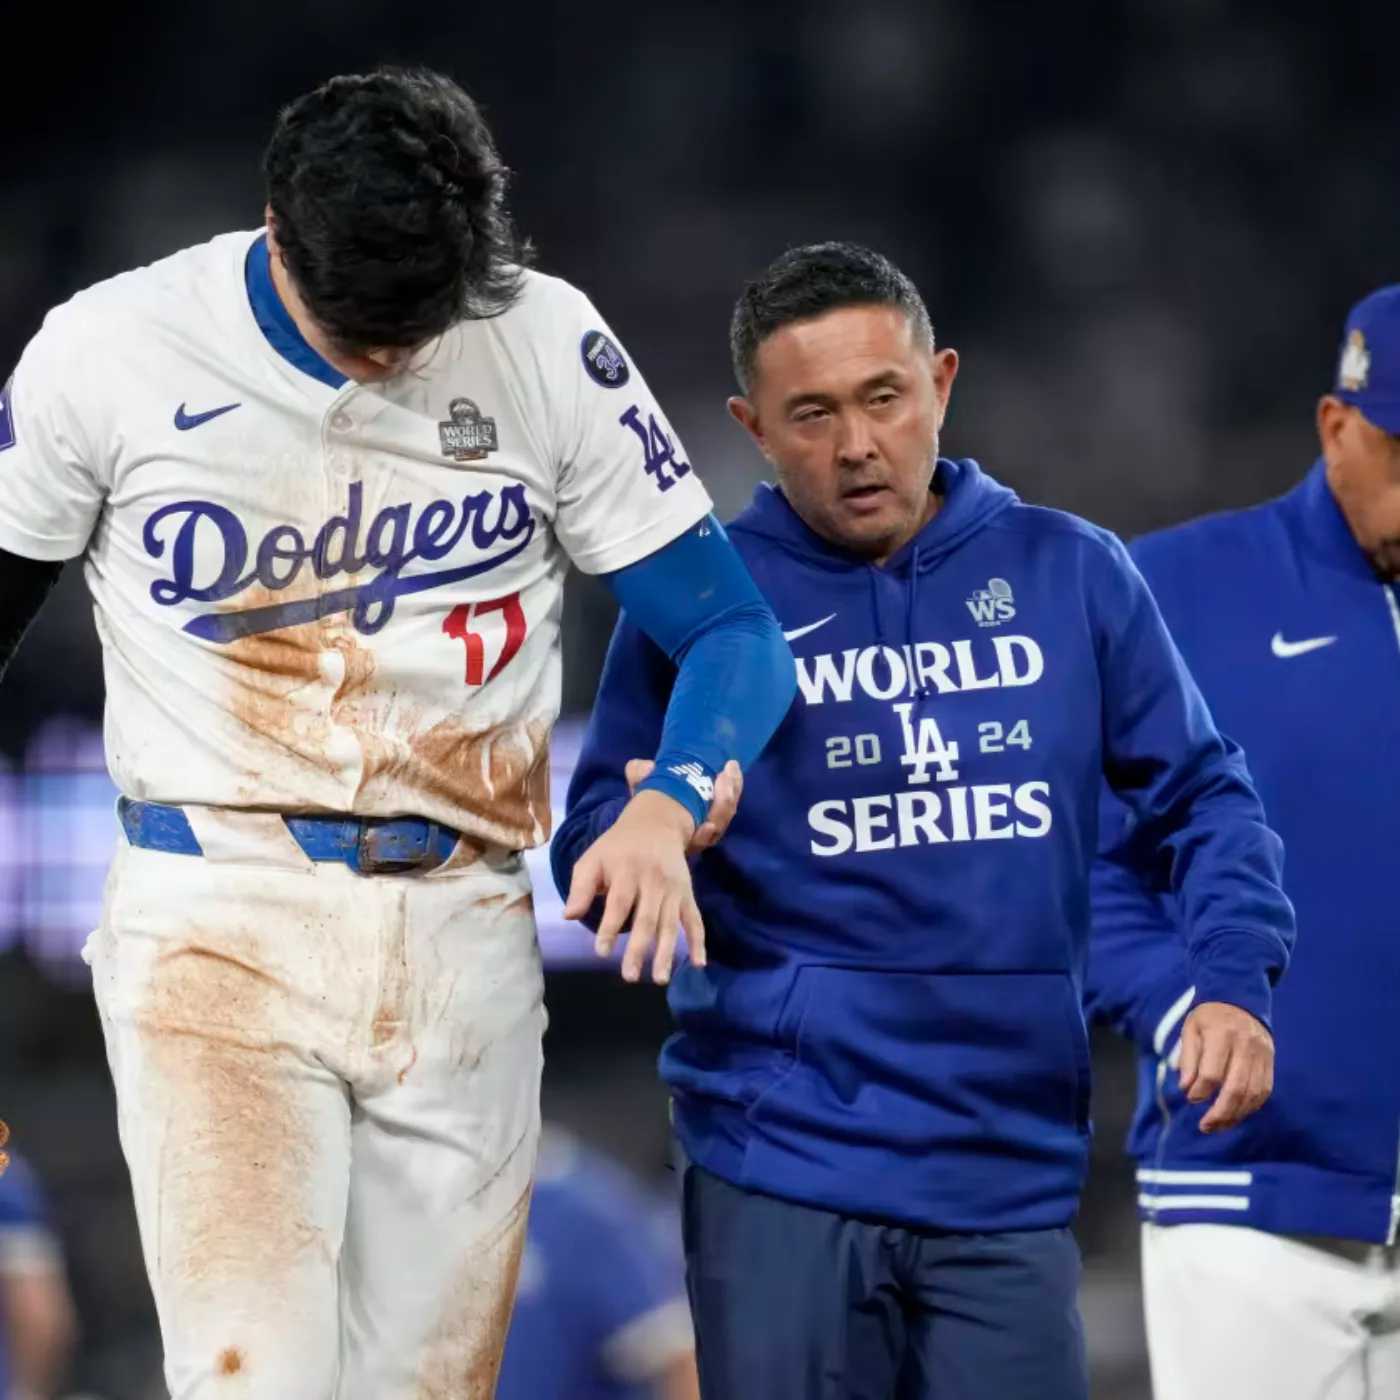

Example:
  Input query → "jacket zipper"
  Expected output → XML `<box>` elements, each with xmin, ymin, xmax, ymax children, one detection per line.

<box><xmin>1144</xmin><ymin>988</ymin><xmax>1196</xmax><ymax>1222</ymax></box>
<box><xmin>1386</xmin><ymin>585</ymin><xmax>1400</xmax><ymax>1245</ymax></box>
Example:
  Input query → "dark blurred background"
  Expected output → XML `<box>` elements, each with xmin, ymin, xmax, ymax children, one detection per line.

<box><xmin>2</xmin><ymin>1</ymin><xmax>1398</xmax><ymax>1395</ymax></box>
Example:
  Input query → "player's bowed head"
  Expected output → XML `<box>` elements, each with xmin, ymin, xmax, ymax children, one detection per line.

<box><xmin>260</xmin><ymin>66</ymin><xmax>532</xmax><ymax>385</ymax></box>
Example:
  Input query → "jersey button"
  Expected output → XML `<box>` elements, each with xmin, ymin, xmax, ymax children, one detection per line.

<box><xmin>331</xmin><ymin>411</ymin><xmax>353</xmax><ymax>432</ymax></box>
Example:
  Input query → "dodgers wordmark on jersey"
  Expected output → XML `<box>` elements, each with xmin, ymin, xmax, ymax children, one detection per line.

<box><xmin>0</xmin><ymin>230</ymin><xmax>712</xmax><ymax>847</ymax></box>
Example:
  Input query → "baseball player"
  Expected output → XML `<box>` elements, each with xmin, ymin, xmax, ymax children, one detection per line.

<box><xmin>0</xmin><ymin>68</ymin><xmax>794</xmax><ymax>1399</ymax></box>
<box><xmin>1088</xmin><ymin>286</ymin><xmax>1400</xmax><ymax>1398</ymax></box>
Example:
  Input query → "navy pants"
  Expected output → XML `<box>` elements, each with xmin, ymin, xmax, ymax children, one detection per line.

<box><xmin>682</xmin><ymin>1166</ymin><xmax>1089</xmax><ymax>1400</ymax></box>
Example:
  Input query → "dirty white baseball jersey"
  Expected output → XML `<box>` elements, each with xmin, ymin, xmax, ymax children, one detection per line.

<box><xmin>0</xmin><ymin>230</ymin><xmax>711</xmax><ymax>849</ymax></box>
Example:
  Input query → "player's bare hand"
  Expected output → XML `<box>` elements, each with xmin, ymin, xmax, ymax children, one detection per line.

<box><xmin>562</xmin><ymin>790</ymin><xmax>705</xmax><ymax>985</ymax></box>
<box><xmin>625</xmin><ymin>759</ymin><xmax>744</xmax><ymax>854</ymax></box>
<box><xmin>1177</xmin><ymin>1002</ymin><xmax>1274</xmax><ymax>1133</ymax></box>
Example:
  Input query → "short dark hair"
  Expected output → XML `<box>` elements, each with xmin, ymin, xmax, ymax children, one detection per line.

<box><xmin>263</xmin><ymin>67</ymin><xmax>532</xmax><ymax>354</ymax></box>
<box><xmin>729</xmin><ymin>242</ymin><xmax>933</xmax><ymax>394</ymax></box>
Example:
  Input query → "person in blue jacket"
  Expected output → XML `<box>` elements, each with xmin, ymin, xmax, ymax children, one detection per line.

<box><xmin>496</xmin><ymin>1124</ymin><xmax>699</xmax><ymax>1400</ymax></box>
<box><xmin>1087</xmin><ymin>286</ymin><xmax>1400</xmax><ymax>1400</ymax></box>
<box><xmin>0</xmin><ymin>1149</ymin><xmax>76</xmax><ymax>1400</ymax></box>
<box><xmin>552</xmin><ymin>242</ymin><xmax>1295</xmax><ymax>1400</ymax></box>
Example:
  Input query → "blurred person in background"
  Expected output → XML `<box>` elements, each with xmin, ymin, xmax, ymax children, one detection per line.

<box><xmin>554</xmin><ymin>242</ymin><xmax>1294</xmax><ymax>1400</ymax></box>
<box><xmin>1088</xmin><ymin>285</ymin><xmax>1400</xmax><ymax>1399</ymax></box>
<box><xmin>0</xmin><ymin>64</ymin><xmax>793</xmax><ymax>1399</ymax></box>
<box><xmin>0</xmin><ymin>1150</ymin><xmax>77</xmax><ymax>1400</ymax></box>
<box><xmin>496</xmin><ymin>1124</ymin><xmax>699</xmax><ymax>1400</ymax></box>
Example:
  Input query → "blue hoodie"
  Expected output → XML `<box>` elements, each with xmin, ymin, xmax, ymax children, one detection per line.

<box><xmin>554</xmin><ymin>459</ymin><xmax>1295</xmax><ymax>1233</ymax></box>
<box><xmin>1088</xmin><ymin>462</ymin><xmax>1400</xmax><ymax>1244</ymax></box>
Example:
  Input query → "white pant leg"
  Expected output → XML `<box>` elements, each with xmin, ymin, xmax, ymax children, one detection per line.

<box><xmin>1142</xmin><ymin>1223</ymin><xmax>1391</xmax><ymax>1400</ymax></box>
<box><xmin>1362</xmin><ymin>1248</ymin><xmax>1400</xmax><ymax>1397</ymax></box>
<box><xmin>1370</xmin><ymin>1331</ymin><xmax>1400</xmax><ymax>1397</ymax></box>
<box><xmin>335</xmin><ymin>850</ymin><xmax>545</xmax><ymax>1400</ymax></box>
<box><xmin>89</xmin><ymin>841</ymin><xmax>367</xmax><ymax>1400</ymax></box>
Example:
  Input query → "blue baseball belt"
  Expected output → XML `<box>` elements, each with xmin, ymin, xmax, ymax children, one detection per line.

<box><xmin>117</xmin><ymin>798</ymin><xmax>464</xmax><ymax>875</ymax></box>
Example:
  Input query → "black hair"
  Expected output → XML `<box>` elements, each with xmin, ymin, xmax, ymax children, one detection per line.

<box><xmin>729</xmin><ymin>241</ymin><xmax>933</xmax><ymax>394</ymax></box>
<box><xmin>262</xmin><ymin>66</ymin><xmax>532</xmax><ymax>354</ymax></box>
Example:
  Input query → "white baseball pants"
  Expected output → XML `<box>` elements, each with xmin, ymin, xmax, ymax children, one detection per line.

<box><xmin>1142</xmin><ymin>1222</ymin><xmax>1400</xmax><ymax>1400</ymax></box>
<box><xmin>85</xmin><ymin>815</ymin><xmax>545</xmax><ymax>1400</ymax></box>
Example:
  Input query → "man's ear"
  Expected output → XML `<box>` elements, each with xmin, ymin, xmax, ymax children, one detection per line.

<box><xmin>1317</xmin><ymin>394</ymin><xmax>1347</xmax><ymax>466</ymax></box>
<box><xmin>728</xmin><ymin>396</ymin><xmax>768</xmax><ymax>458</ymax></box>
<box><xmin>931</xmin><ymin>347</ymin><xmax>959</xmax><ymax>430</ymax></box>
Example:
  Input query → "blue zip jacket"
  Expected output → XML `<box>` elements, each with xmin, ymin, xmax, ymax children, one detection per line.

<box><xmin>555</xmin><ymin>459</ymin><xmax>1294</xmax><ymax>1233</ymax></box>
<box><xmin>1088</xmin><ymin>461</ymin><xmax>1400</xmax><ymax>1245</ymax></box>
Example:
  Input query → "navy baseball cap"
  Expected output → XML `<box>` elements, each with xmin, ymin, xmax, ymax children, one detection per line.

<box><xmin>1334</xmin><ymin>285</ymin><xmax>1400</xmax><ymax>434</ymax></box>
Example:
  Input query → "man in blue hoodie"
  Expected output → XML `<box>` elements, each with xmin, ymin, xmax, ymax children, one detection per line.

<box><xmin>1087</xmin><ymin>287</ymin><xmax>1400</xmax><ymax>1400</ymax></box>
<box><xmin>552</xmin><ymin>243</ymin><xmax>1295</xmax><ymax>1400</ymax></box>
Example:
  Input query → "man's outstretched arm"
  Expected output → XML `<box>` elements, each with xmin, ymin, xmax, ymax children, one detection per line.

<box><xmin>1093</xmin><ymin>536</ymin><xmax>1294</xmax><ymax>1132</ymax></box>
<box><xmin>560</xmin><ymin>517</ymin><xmax>795</xmax><ymax>983</ymax></box>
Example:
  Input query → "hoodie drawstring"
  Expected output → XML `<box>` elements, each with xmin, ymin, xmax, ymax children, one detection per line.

<box><xmin>870</xmin><ymin>548</ymin><xmax>931</xmax><ymax>718</ymax></box>
<box><xmin>867</xmin><ymin>565</ymin><xmax>886</xmax><ymax>647</ymax></box>
<box><xmin>909</xmin><ymin>544</ymin><xmax>932</xmax><ymax>715</ymax></box>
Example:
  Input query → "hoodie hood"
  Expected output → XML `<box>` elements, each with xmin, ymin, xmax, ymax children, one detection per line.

<box><xmin>730</xmin><ymin>457</ymin><xmax>1020</xmax><ymax>686</ymax></box>
<box><xmin>730</xmin><ymin>457</ymin><xmax>1019</xmax><ymax>577</ymax></box>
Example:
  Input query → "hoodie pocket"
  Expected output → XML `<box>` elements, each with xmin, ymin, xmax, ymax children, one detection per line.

<box><xmin>743</xmin><ymin>967</ymin><xmax>1093</xmax><ymax>1159</ymax></box>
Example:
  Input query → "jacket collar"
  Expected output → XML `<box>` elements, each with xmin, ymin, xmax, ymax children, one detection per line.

<box><xmin>1286</xmin><ymin>459</ymin><xmax>1378</xmax><ymax>580</ymax></box>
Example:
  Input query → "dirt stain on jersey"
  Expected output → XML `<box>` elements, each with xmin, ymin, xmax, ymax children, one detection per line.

<box><xmin>412</xmin><ymin>715</ymin><xmax>551</xmax><ymax>847</ymax></box>
<box><xmin>414</xmin><ymin>1183</ymin><xmax>531</xmax><ymax>1400</ymax></box>
<box><xmin>219</xmin><ymin>582</ymin><xmax>361</xmax><ymax>796</ymax></box>
<box><xmin>502</xmin><ymin>893</ymin><xmax>534</xmax><ymax>919</ymax></box>
<box><xmin>214</xmin><ymin>552</ymin><xmax>556</xmax><ymax>852</ymax></box>
<box><xmin>432</xmin><ymin>838</ymin><xmax>484</xmax><ymax>875</ymax></box>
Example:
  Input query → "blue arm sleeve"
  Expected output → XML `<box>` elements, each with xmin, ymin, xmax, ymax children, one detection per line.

<box><xmin>594</xmin><ymin>516</ymin><xmax>796</xmax><ymax>827</ymax></box>
<box><xmin>1085</xmin><ymin>783</ymin><xmax>1196</xmax><ymax>1055</ymax></box>
<box><xmin>1093</xmin><ymin>537</ymin><xmax>1295</xmax><ymax>1030</ymax></box>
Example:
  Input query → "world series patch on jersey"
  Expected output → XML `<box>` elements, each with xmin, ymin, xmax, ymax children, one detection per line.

<box><xmin>0</xmin><ymin>231</ymin><xmax>712</xmax><ymax>849</ymax></box>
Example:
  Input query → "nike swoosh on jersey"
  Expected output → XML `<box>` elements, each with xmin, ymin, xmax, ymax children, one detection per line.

<box><xmin>783</xmin><ymin>613</ymin><xmax>837</xmax><ymax>643</ymax></box>
<box><xmin>1270</xmin><ymin>632</ymin><xmax>1338</xmax><ymax>659</ymax></box>
<box><xmin>174</xmin><ymin>401</ymin><xmax>241</xmax><ymax>431</ymax></box>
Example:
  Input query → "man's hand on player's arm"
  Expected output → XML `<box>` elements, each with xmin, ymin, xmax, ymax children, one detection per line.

<box><xmin>563</xmin><ymin>791</ymin><xmax>706</xmax><ymax>986</ymax></box>
<box><xmin>1178</xmin><ymin>1002</ymin><xmax>1275</xmax><ymax>1132</ymax></box>
<box><xmin>625</xmin><ymin>759</ymin><xmax>743</xmax><ymax>854</ymax></box>
<box><xmin>571</xmin><ymin>517</ymin><xmax>793</xmax><ymax>986</ymax></box>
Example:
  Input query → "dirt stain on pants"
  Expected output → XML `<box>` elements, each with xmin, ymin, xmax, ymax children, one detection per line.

<box><xmin>415</xmin><ymin>1186</ymin><xmax>532</xmax><ymax>1400</ymax></box>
